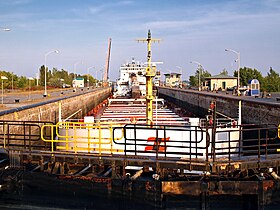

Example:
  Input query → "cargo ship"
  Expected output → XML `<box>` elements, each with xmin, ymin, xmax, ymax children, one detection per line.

<box><xmin>1</xmin><ymin>31</ymin><xmax>280</xmax><ymax>210</ymax></box>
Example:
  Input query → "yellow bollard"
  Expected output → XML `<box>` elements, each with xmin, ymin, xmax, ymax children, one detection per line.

<box><xmin>278</xmin><ymin>124</ymin><xmax>280</xmax><ymax>138</ymax></box>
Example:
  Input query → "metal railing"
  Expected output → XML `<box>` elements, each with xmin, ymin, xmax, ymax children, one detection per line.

<box><xmin>0</xmin><ymin>120</ymin><xmax>54</xmax><ymax>151</ymax></box>
<box><xmin>1</xmin><ymin>120</ymin><xmax>279</xmax><ymax>173</ymax></box>
<box><xmin>113</xmin><ymin>124</ymin><xmax>210</xmax><ymax>160</ymax></box>
<box><xmin>41</xmin><ymin>121</ymin><xmax>124</xmax><ymax>154</ymax></box>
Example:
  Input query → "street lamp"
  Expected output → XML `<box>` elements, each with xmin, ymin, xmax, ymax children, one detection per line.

<box><xmin>190</xmin><ymin>61</ymin><xmax>203</xmax><ymax>91</ymax></box>
<box><xmin>44</xmin><ymin>50</ymin><xmax>59</xmax><ymax>97</ymax></box>
<box><xmin>11</xmin><ymin>72</ymin><xmax>14</xmax><ymax>92</ymax></box>
<box><xmin>225</xmin><ymin>48</ymin><xmax>240</xmax><ymax>94</ymax></box>
<box><xmin>1</xmin><ymin>76</ymin><xmax>8</xmax><ymax>105</ymax></box>
<box><xmin>28</xmin><ymin>77</ymin><xmax>34</xmax><ymax>101</ymax></box>
<box><xmin>87</xmin><ymin>66</ymin><xmax>95</xmax><ymax>90</ymax></box>
<box><xmin>73</xmin><ymin>61</ymin><xmax>82</xmax><ymax>91</ymax></box>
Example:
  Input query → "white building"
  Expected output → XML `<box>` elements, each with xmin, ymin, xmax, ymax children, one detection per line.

<box><xmin>73</xmin><ymin>77</ymin><xmax>84</xmax><ymax>88</ymax></box>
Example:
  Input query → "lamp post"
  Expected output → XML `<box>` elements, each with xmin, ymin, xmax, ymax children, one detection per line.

<box><xmin>190</xmin><ymin>61</ymin><xmax>203</xmax><ymax>91</ymax></box>
<box><xmin>95</xmin><ymin>68</ymin><xmax>103</xmax><ymax>87</ymax></box>
<box><xmin>73</xmin><ymin>61</ymin><xmax>82</xmax><ymax>91</ymax></box>
<box><xmin>28</xmin><ymin>77</ymin><xmax>34</xmax><ymax>101</ymax></box>
<box><xmin>44</xmin><ymin>50</ymin><xmax>59</xmax><ymax>97</ymax></box>
<box><xmin>87</xmin><ymin>66</ymin><xmax>95</xmax><ymax>90</ymax></box>
<box><xmin>1</xmin><ymin>76</ymin><xmax>8</xmax><ymax>105</ymax></box>
<box><xmin>225</xmin><ymin>48</ymin><xmax>240</xmax><ymax>94</ymax></box>
<box><xmin>11</xmin><ymin>72</ymin><xmax>13</xmax><ymax>92</ymax></box>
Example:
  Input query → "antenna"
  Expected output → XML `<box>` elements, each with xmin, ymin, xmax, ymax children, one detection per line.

<box><xmin>137</xmin><ymin>30</ymin><xmax>161</xmax><ymax>125</ymax></box>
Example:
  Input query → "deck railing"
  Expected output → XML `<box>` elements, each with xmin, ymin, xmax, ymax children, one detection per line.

<box><xmin>0</xmin><ymin>120</ymin><xmax>279</xmax><ymax>173</ymax></box>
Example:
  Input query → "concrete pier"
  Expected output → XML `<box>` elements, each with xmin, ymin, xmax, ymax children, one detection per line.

<box><xmin>158</xmin><ymin>87</ymin><xmax>280</xmax><ymax>125</ymax></box>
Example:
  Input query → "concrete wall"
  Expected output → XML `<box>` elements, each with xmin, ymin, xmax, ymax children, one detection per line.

<box><xmin>158</xmin><ymin>87</ymin><xmax>280</xmax><ymax>125</ymax></box>
<box><xmin>0</xmin><ymin>88</ymin><xmax>111</xmax><ymax>123</ymax></box>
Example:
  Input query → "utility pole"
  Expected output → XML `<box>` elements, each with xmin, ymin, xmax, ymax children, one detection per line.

<box><xmin>137</xmin><ymin>30</ymin><xmax>161</xmax><ymax>125</ymax></box>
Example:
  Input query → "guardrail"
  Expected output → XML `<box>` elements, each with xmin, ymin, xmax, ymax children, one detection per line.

<box><xmin>1</xmin><ymin>120</ymin><xmax>279</xmax><ymax>174</ymax></box>
<box><xmin>41</xmin><ymin>121</ymin><xmax>124</xmax><ymax>154</ymax></box>
<box><xmin>0</xmin><ymin>120</ymin><xmax>54</xmax><ymax>150</ymax></box>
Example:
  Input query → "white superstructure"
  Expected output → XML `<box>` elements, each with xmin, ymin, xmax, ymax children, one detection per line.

<box><xmin>116</xmin><ymin>58</ymin><xmax>146</xmax><ymax>97</ymax></box>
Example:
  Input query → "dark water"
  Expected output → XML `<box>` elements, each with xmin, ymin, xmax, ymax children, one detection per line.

<box><xmin>1</xmin><ymin>171</ymin><xmax>280</xmax><ymax>210</ymax></box>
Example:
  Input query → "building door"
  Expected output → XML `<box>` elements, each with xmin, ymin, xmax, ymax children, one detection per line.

<box><xmin>222</xmin><ymin>82</ymin><xmax>226</xmax><ymax>90</ymax></box>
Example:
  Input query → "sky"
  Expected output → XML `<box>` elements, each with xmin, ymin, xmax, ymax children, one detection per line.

<box><xmin>0</xmin><ymin>0</ymin><xmax>279</xmax><ymax>81</ymax></box>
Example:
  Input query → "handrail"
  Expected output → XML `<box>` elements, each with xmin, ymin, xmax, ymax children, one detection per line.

<box><xmin>113</xmin><ymin>124</ymin><xmax>210</xmax><ymax>163</ymax></box>
<box><xmin>1</xmin><ymin>120</ymin><xmax>280</xmax><ymax>175</ymax></box>
<box><xmin>41</xmin><ymin>121</ymin><xmax>124</xmax><ymax>154</ymax></box>
<box><xmin>0</xmin><ymin>120</ymin><xmax>53</xmax><ymax>150</ymax></box>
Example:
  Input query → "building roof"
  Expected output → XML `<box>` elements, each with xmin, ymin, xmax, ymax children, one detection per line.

<box><xmin>164</xmin><ymin>73</ymin><xmax>181</xmax><ymax>76</ymax></box>
<box><xmin>75</xmin><ymin>77</ymin><xmax>84</xmax><ymax>80</ymax></box>
<box><xmin>205</xmin><ymin>74</ymin><xmax>237</xmax><ymax>79</ymax></box>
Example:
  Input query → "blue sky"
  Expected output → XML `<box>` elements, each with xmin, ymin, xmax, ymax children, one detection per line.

<box><xmin>0</xmin><ymin>0</ymin><xmax>279</xmax><ymax>80</ymax></box>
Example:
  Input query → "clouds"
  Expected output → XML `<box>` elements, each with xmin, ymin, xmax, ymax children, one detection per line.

<box><xmin>0</xmin><ymin>0</ymin><xmax>279</xmax><ymax>79</ymax></box>
<box><xmin>0</xmin><ymin>0</ymin><xmax>33</xmax><ymax>6</ymax></box>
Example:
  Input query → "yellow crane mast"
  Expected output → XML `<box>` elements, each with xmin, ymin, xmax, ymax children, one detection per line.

<box><xmin>137</xmin><ymin>30</ymin><xmax>161</xmax><ymax>125</ymax></box>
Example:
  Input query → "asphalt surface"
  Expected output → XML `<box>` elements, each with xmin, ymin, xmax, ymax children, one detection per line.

<box><xmin>1</xmin><ymin>86</ymin><xmax>279</xmax><ymax>112</ymax></box>
<box><xmin>180</xmin><ymin>88</ymin><xmax>280</xmax><ymax>105</ymax></box>
<box><xmin>0</xmin><ymin>86</ymin><xmax>96</xmax><ymax>110</ymax></box>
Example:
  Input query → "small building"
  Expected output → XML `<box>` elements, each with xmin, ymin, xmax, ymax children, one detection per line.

<box><xmin>72</xmin><ymin>77</ymin><xmax>84</xmax><ymax>88</ymax></box>
<box><xmin>248</xmin><ymin>79</ymin><xmax>260</xmax><ymax>97</ymax></box>
<box><xmin>205</xmin><ymin>74</ymin><xmax>237</xmax><ymax>91</ymax></box>
<box><xmin>164</xmin><ymin>73</ymin><xmax>182</xmax><ymax>88</ymax></box>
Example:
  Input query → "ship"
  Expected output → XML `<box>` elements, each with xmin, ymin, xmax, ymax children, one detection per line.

<box><xmin>50</xmin><ymin>57</ymin><xmax>241</xmax><ymax>163</ymax></box>
<box><xmin>1</xmin><ymin>31</ymin><xmax>280</xmax><ymax>210</ymax></box>
<box><xmin>116</xmin><ymin>58</ymin><xmax>146</xmax><ymax>97</ymax></box>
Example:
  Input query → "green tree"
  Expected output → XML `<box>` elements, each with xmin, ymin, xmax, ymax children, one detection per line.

<box><xmin>234</xmin><ymin>67</ymin><xmax>264</xmax><ymax>88</ymax></box>
<box><xmin>17</xmin><ymin>76</ymin><xmax>28</xmax><ymax>88</ymax></box>
<box><xmin>39</xmin><ymin>65</ymin><xmax>45</xmax><ymax>86</ymax></box>
<box><xmin>263</xmin><ymin>67</ymin><xmax>280</xmax><ymax>92</ymax></box>
<box><xmin>220</xmin><ymin>69</ymin><xmax>228</xmax><ymax>76</ymax></box>
<box><xmin>189</xmin><ymin>68</ymin><xmax>211</xmax><ymax>87</ymax></box>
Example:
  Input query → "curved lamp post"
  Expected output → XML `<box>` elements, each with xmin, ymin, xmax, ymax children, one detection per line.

<box><xmin>28</xmin><ymin>77</ymin><xmax>34</xmax><ymax>100</ymax></box>
<box><xmin>87</xmin><ymin>66</ymin><xmax>95</xmax><ymax>90</ymax></box>
<box><xmin>44</xmin><ymin>50</ymin><xmax>59</xmax><ymax>97</ymax></box>
<box><xmin>225</xmin><ymin>48</ymin><xmax>240</xmax><ymax>94</ymax></box>
<box><xmin>190</xmin><ymin>61</ymin><xmax>203</xmax><ymax>91</ymax></box>
<box><xmin>73</xmin><ymin>61</ymin><xmax>82</xmax><ymax>91</ymax></box>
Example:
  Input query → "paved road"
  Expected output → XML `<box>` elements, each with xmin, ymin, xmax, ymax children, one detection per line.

<box><xmin>0</xmin><ymin>87</ymin><xmax>95</xmax><ymax>110</ymax></box>
<box><xmin>182</xmin><ymin>88</ymin><xmax>280</xmax><ymax>104</ymax></box>
<box><xmin>211</xmin><ymin>90</ymin><xmax>280</xmax><ymax>104</ymax></box>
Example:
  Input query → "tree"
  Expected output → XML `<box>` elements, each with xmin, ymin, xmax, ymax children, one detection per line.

<box><xmin>39</xmin><ymin>65</ymin><xmax>45</xmax><ymax>86</ymax></box>
<box><xmin>17</xmin><ymin>76</ymin><xmax>28</xmax><ymax>88</ymax></box>
<box><xmin>234</xmin><ymin>67</ymin><xmax>264</xmax><ymax>88</ymax></box>
<box><xmin>189</xmin><ymin>68</ymin><xmax>211</xmax><ymax>87</ymax></box>
<box><xmin>263</xmin><ymin>67</ymin><xmax>280</xmax><ymax>92</ymax></box>
<box><xmin>0</xmin><ymin>71</ymin><xmax>20</xmax><ymax>89</ymax></box>
<box><xmin>220</xmin><ymin>69</ymin><xmax>228</xmax><ymax>76</ymax></box>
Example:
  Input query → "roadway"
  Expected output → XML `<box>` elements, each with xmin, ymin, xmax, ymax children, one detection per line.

<box><xmin>182</xmin><ymin>87</ymin><xmax>280</xmax><ymax>105</ymax></box>
<box><xmin>209</xmin><ymin>90</ymin><xmax>280</xmax><ymax>104</ymax></box>
<box><xmin>0</xmin><ymin>87</ymin><xmax>96</xmax><ymax>110</ymax></box>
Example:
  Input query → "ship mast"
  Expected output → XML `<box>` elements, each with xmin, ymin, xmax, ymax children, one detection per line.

<box><xmin>137</xmin><ymin>30</ymin><xmax>161</xmax><ymax>125</ymax></box>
